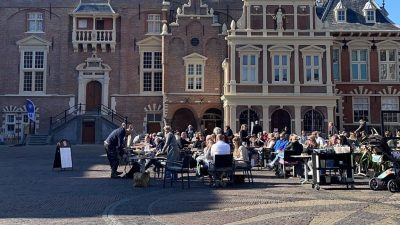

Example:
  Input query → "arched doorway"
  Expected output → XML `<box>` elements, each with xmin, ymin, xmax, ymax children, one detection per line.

<box><xmin>303</xmin><ymin>109</ymin><xmax>324</xmax><ymax>133</ymax></box>
<box><xmin>171</xmin><ymin>108</ymin><xmax>197</xmax><ymax>132</ymax></box>
<box><xmin>201</xmin><ymin>108</ymin><xmax>222</xmax><ymax>135</ymax></box>
<box><xmin>271</xmin><ymin>109</ymin><xmax>291</xmax><ymax>133</ymax></box>
<box><xmin>86</xmin><ymin>81</ymin><xmax>102</xmax><ymax>111</ymax></box>
<box><xmin>239</xmin><ymin>109</ymin><xmax>259</xmax><ymax>133</ymax></box>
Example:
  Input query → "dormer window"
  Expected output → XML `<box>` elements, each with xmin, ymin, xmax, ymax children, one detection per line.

<box><xmin>363</xmin><ymin>0</ymin><xmax>376</xmax><ymax>23</ymax></box>
<box><xmin>334</xmin><ymin>0</ymin><xmax>346</xmax><ymax>23</ymax></box>
<box><xmin>337</xmin><ymin>10</ymin><xmax>346</xmax><ymax>22</ymax></box>
<box><xmin>365</xmin><ymin>10</ymin><xmax>375</xmax><ymax>23</ymax></box>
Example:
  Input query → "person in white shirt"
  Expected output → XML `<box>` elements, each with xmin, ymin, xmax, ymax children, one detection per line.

<box><xmin>210</xmin><ymin>134</ymin><xmax>231</xmax><ymax>159</ymax></box>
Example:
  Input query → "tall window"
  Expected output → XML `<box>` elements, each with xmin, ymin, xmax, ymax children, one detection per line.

<box><xmin>304</xmin><ymin>55</ymin><xmax>321</xmax><ymax>83</ymax></box>
<box><xmin>333</xmin><ymin>48</ymin><xmax>340</xmax><ymax>81</ymax></box>
<box><xmin>351</xmin><ymin>49</ymin><xmax>368</xmax><ymax>81</ymax></box>
<box><xmin>353</xmin><ymin>97</ymin><xmax>369</xmax><ymax>122</ymax></box>
<box><xmin>241</xmin><ymin>55</ymin><xmax>257</xmax><ymax>83</ymax></box>
<box><xmin>303</xmin><ymin>110</ymin><xmax>324</xmax><ymax>132</ymax></box>
<box><xmin>27</xmin><ymin>12</ymin><xmax>43</xmax><ymax>32</ymax></box>
<box><xmin>273</xmin><ymin>54</ymin><xmax>289</xmax><ymax>82</ymax></box>
<box><xmin>22</xmin><ymin>51</ymin><xmax>45</xmax><ymax>92</ymax></box>
<box><xmin>142</xmin><ymin>52</ymin><xmax>162</xmax><ymax>92</ymax></box>
<box><xmin>380</xmin><ymin>49</ymin><xmax>397</xmax><ymax>81</ymax></box>
<box><xmin>147</xmin><ymin>14</ymin><xmax>161</xmax><ymax>34</ymax></box>
<box><xmin>186</xmin><ymin>63</ymin><xmax>204</xmax><ymax>91</ymax></box>
<box><xmin>382</xmin><ymin>97</ymin><xmax>399</xmax><ymax>123</ymax></box>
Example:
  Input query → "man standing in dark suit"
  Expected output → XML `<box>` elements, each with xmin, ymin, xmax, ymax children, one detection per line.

<box><xmin>104</xmin><ymin>125</ymin><xmax>126</xmax><ymax>178</ymax></box>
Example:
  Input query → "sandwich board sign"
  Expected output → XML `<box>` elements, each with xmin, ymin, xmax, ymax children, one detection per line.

<box><xmin>53</xmin><ymin>139</ymin><xmax>73</xmax><ymax>170</ymax></box>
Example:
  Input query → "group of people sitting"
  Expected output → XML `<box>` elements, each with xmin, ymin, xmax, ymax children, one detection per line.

<box><xmin>104</xmin><ymin>119</ymin><xmax>388</xmax><ymax>180</ymax></box>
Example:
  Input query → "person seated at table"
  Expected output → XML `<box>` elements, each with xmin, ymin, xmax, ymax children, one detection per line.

<box><xmin>253</xmin><ymin>132</ymin><xmax>265</xmax><ymax>147</ymax></box>
<box><xmin>267</xmin><ymin>133</ymin><xmax>288</xmax><ymax>167</ymax></box>
<box><xmin>232</xmin><ymin>137</ymin><xmax>249</xmax><ymax>168</ymax></box>
<box><xmin>180</xmin><ymin>132</ymin><xmax>191</xmax><ymax>148</ymax></box>
<box><xmin>208</xmin><ymin>134</ymin><xmax>231</xmax><ymax>183</ymax></box>
<box><xmin>192</xmin><ymin>132</ymin><xmax>205</xmax><ymax>149</ymax></box>
<box><xmin>195</xmin><ymin>134</ymin><xmax>215</xmax><ymax>176</ymax></box>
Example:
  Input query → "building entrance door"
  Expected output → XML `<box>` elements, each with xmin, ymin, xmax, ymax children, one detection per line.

<box><xmin>271</xmin><ymin>109</ymin><xmax>291</xmax><ymax>133</ymax></box>
<box><xmin>86</xmin><ymin>81</ymin><xmax>102</xmax><ymax>112</ymax></box>
<box><xmin>82</xmin><ymin>121</ymin><xmax>95</xmax><ymax>144</ymax></box>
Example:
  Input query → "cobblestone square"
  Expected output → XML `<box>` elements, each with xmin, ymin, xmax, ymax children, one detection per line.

<box><xmin>1</xmin><ymin>144</ymin><xmax>400</xmax><ymax>225</ymax></box>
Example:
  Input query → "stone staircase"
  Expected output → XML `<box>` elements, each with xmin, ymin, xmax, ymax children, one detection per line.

<box><xmin>26</xmin><ymin>134</ymin><xmax>50</xmax><ymax>145</ymax></box>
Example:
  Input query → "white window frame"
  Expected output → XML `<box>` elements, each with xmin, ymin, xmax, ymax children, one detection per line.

<box><xmin>147</xmin><ymin>14</ymin><xmax>161</xmax><ymax>34</ymax></box>
<box><xmin>379</xmin><ymin>49</ymin><xmax>397</xmax><ymax>82</ymax></box>
<box><xmin>381</xmin><ymin>96</ymin><xmax>399</xmax><ymax>123</ymax></box>
<box><xmin>272</xmin><ymin>54</ymin><xmax>290</xmax><ymax>83</ymax></box>
<box><xmin>351</xmin><ymin>49</ymin><xmax>369</xmax><ymax>81</ymax></box>
<box><xmin>300</xmin><ymin>46</ymin><xmax>325</xmax><ymax>84</ymax></box>
<box><xmin>19</xmin><ymin>49</ymin><xmax>47</xmax><ymax>94</ymax></box>
<box><xmin>237</xmin><ymin>46</ymin><xmax>261</xmax><ymax>84</ymax></box>
<box><xmin>269</xmin><ymin>45</ymin><xmax>293</xmax><ymax>84</ymax></box>
<box><xmin>183</xmin><ymin>53</ymin><xmax>207</xmax><ymax>91</ymax></box>
<box><xmin>332</xmin><ymin>47</ymin><xmax>341</xmax><ymax>81</ymax></box>
<box><xmin>185</xmin><ymin>62</ymin><xmax>204</xmax><ymax>91</ymax></box>
<box><xmin>336</xmin><ymin>9</ymin><xmax>346</xmax><ymax>23</ymax></box>
<box><xmin>240</xmin><ymin>54</ymin><xmax>258</xmax><ymax>83</ymax></box>
<box><xmin>27</xmin><ymin>12</ymin><xmax>44</xmax><ymax>33</ymax></box>
<box><xmin>365</xmin><ymin>10</ymin><xmax>376</xmax><ymax>23</ymax></box>
<box><xmin>304</xmin><ymin>54</ymin><xmax>322</xmax><ymax>84</ymax></box>
<box><xmin>353</xmin><ymin>97</ymin><xmax>370</xmax><ymax>123</ymax></box>
<box><xmin>141</xmin><ymin>51</ymin><xmax>162</xmax><ymax>93</ymax></box>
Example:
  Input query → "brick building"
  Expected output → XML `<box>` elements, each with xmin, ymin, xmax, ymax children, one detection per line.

<box><xmin>222</xmin><ymin>0</ymin><xmax>400</xmax><ymax>135</ymax></box>
<box><xmin>0</xmin><ymin>0</ymin><xmax>399</xmax><ymax>144</ymax></box>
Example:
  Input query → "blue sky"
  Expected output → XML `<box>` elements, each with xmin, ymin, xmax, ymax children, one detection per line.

<box><xmin>375</xmin><ymin>0</ymin><xmax>400</xmax><ymax>25</ymax></box>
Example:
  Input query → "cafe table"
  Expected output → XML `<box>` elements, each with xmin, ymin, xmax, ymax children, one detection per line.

<box><xmin>291</xmin><ymin>154</ymin><xmax>312</xmax><ymax>184</ymax></box>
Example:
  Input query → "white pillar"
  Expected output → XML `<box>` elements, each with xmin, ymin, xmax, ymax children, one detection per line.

<box><xmin>230</xmin><ymin>105</ymin><xmax>237</xmax><ymax>133</ymax></box>
<box><xmin>72</xmin><ymin>17</ymin><xmax>77</xmax><ymax>41</ymax></box>
<box><xmin>224</xmin><ymin>104</ymin><xmax>230</xmax><ymax>128</ymax></box>
<box><xmin>325</xmin><ymin>44</ymin><xmax>333</xmax><ymax>94</ymax></box>
<box><xmin>262</xmin><ymin>44</ymin><xmax>268</xmax><ymax>94</ymax></box>
<box><xmin>246</xmin><ymin>4</ymin><xmax>250</xmax><ymax>30</ymax></box>
<box><xmin>294</xmin><ymin>5</ymin><xmax>298</xmax><ymax>31</ymax></box>
<box><xmin>78</xmin><ymin>76</ymin><xmax>85</xmax><ymax>111</ymax></box>
<box><xmin>262</xmin><ymin>106</ymin><xmax>269</xmax><ymax>132</ymax></box>
<box><xmin>262</xmin><ymin>5</ymin><xmax>267</xmax><ymax>32</ymax></box>
<box><xmin>295</xmin><ymin>105</ymin><xmax>302</xmax><ymax>135</ymax></box>
<box><xmin>327</xmin><ymin>106</ymin><xmax>334</xmax><ymax>125</ymax></box>
<box><xmin>112</xmin><ymin>16</ymin><xmax>117</xmax><ymax>41</ymax></box>
<box><xmin>103</xmin><ymin>74</ymin><xmax>110</xmax><ymax>109</ymax></box>
<box><xmin>309</xmin><ymin>5</ymin><xmax>314</xmax><ymax>34</ymax></box>
<box><xmin>230</xmin><ymin>43</ymin><xmax>236</xmax><ymax>94</ymax></box>
<box><xmin>294</xmin><ymin>44</ymin><xmax>300</xmax><ymax>94</ymax></box>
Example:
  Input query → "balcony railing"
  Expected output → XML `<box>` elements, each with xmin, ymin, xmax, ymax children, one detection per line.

<box><xmin>74</xmin><ymin>29</ymin><xmax>114</xmax><ymax>43</ymax></box>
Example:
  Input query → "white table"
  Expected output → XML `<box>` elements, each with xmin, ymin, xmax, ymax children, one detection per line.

<box><xmin>291</xmin><ymin>154</ymin><xmax>312</xmax><ymax>184</ymax></box>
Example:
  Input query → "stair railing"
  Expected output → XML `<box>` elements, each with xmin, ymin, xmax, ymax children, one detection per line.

<box><xmin>50</xmin><ymin>104</ymin><xmax>130</xmax><ymax>131</ymax></box>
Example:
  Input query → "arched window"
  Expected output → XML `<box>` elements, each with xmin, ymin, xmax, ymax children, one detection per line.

<box><xmin>201</xmin><ymin>108</ymin><xmax>222</xmax><ymax>135</ymax></box>
<box><xmin>303</xmin><ymin>110</ymin><xmax>324</xmax><ymax>132</ymax></box>
<box><xmin>239</xmin><ymin>109</ymin><xmax>259</xmax><ymax>132</ymax></box>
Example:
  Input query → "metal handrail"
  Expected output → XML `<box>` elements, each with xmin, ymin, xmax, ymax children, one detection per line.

<box><xmin>50</xmin><ymin>104</ymin><xmax>129</xmax><ymax>130</ymax></box>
